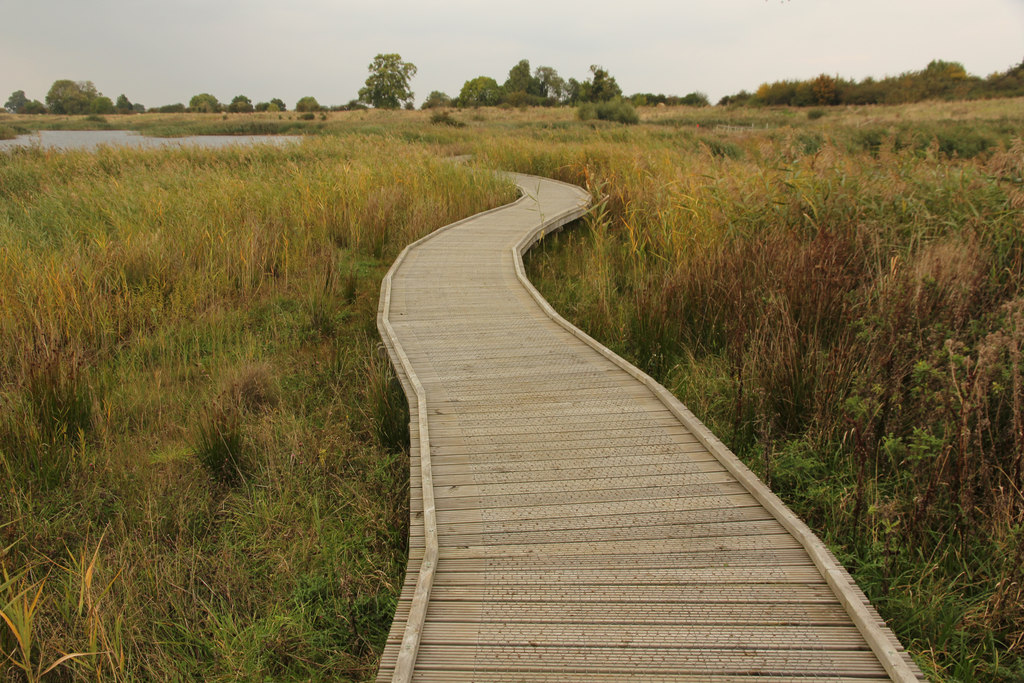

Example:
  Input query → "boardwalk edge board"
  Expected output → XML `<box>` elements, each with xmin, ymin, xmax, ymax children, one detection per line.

<box><xmin>377</xmin><ymin>168</ymin><xmax>922</xmax><ymax>681</ymax></box>
<box><xmin>511</xmin><ymin>177</ymin><xmax>921</xmax><ymax>682</ymax></box>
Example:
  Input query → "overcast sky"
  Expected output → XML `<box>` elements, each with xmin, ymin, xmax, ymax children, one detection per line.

<box><xmin>3</xmin><ymin>0</ymin><xmax>1023</xmax><ymax>109</ymax></box>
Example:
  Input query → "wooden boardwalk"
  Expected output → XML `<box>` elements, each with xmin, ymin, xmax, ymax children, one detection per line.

<box><xmin>376</xmin><ymin>172</ymin><xmax>922</xmax><ymax>682</ymax></box>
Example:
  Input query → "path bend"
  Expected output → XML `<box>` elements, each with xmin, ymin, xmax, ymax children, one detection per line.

<box><xmin>376</xmin><ymin>171</ymin><xmax>922</xmax><ymax>682</ymax></box>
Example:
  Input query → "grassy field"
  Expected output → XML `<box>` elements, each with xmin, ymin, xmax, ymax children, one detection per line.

<box><xmin>2</xmin><ymin>99</ymin><xmax>1022</xmax><ymax>680</ymax></box>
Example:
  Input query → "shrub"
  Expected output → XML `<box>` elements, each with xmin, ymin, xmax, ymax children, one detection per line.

<box><xmin>429</xmin><ymin>110</ymin><xmax>465</xmax><ymax>128</ymax></box>
<box><xmin>807</xmin><ymin>108</ymin><xmax>826</xmax><ymax>120</ymax></box>
<box><xmin>295</xmin><ymin>96</ymin><xmax>321</xmax><ymax>113</ymax></box>
<box><xmin>577</xmin><ymin>98</ymin><xmax>639</xmax><ymax>125</ymax></box>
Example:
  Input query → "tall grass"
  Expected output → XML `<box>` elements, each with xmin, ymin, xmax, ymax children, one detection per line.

<box><xmin>4</xmin><ymin>101</ymin><xmax>1021</xmax><ymax>680</ymax></box>
<box><xmin>516</xmin><ymin>111</ymin><xmax>1024</xmax><ymax>680</ymax></box>
<box><xmin>0</xmin><ymin>134</ymin><xmax>514</xmax><ymax>679</ymax></box>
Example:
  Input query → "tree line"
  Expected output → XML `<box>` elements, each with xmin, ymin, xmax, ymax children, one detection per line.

<box><xmin>719</xmin><ymin>58</ymin><xmax>1024</xmax><ymax>107</ymax></box>
<box><xmin>2</xmin><ymin>80</ymin><xmax>306</xmax><ymax>116</ymax></box>
<box><xmin>417</xmin><ymin>59</ymin><xmax>709</xmax><ymax>110</ymax></box>
<box><xmin>2</xmin><ymin>56</ymin><xmax>417</xmax><ymax>116</ymax></box>
<box><xmin>7</xmin><ymin>56</ymin><xmax>1024</xmax><ymax>116</ymax></box>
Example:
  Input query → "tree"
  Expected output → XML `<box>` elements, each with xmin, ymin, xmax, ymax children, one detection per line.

<box><xmin>227</xmin><ymin>95</ymin><xmax>254</xmax><ymax>113</ymax></box>
<box><xmin>5</xmin><ymin>90</ymin><xmax>29</xmax><ymax>113</ymax></box>
<box><xmin>90</xmin><ymin>96</ymin><xmax>115</xmax><ymax>115</ymax></box>
<box><xmin>358</xmin><ymin>53</ymin><xmax>417</xmax><ymax>109</ymax></box>
<box><xmin>811</xmin><ymin>74</ymin><xmax>838</xmax><ymax>106</ymax></box>
<box><xmin>115</xmin><ymin>94</ymin><xmax>133</xmax><ymax>113</ymax></box>
<box><xmin>534</xmin><ymin>66</ymin><xmax>566</xmax><ymax>101</ymax></box>
<box><xmin>46</xmin><ymin>80</ymin><xmax>99</xmax><ymax>115</ymax></box>
<box><xmin>189</xmin><ymin>93</ymin><xmax>221</xmax><ymax>113</ymax></box>
<box><xmin>504</xmin><ymin>59</ymin><xmax>542</xmax><ymax>97</ymax></box>
<box><xmin>421</xmin><ymin>91</ymin><xmax>452</xmax><ymax>109</ymax></box>
<box><xmin>270</xmin><ymin>98</ymin><xmax>287</xmax><ymax>112</ymax></box>
<box><xmin>457</xmin><ymin>76</ymin><xmax>502</xmax><ymax>107</ymax></box>
<box><xmin>678</xmin><ymin>92</ymin><xmax>708</xmax><ymax>107</ymax></box>
<box><xmin>565</xmin><ymin>78</ymin><xmax>582</xmax><ymax>105</ymax></box>
<box><xmin>295</xmin><ymin>96</ymin><xmax>321</xmax><ymax>112</ymax></box>
<box><xmin>578</xmin><ymin>65</ymin><xmax>621</xmax><ymax>102</ymax></box>
<box><xmin>22</xmin><ymin>100</ymin><xmax>47</xmax><ymax>114</ymax></box>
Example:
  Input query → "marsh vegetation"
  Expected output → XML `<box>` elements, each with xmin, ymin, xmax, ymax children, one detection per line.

<box><xmin>1</xmin><ymin>99</ymin><xmax>1022</xmax><ymax>680</ymax></box>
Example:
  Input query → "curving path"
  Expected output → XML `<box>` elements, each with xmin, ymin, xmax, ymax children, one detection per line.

<box><xmin>376</xmin><ymin>172</ymin><xmax>922</xmax><ymax>682</ymax></box>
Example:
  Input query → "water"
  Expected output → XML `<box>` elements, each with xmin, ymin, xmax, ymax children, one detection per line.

<box><xmin>0</xmin><ymin>129</ymin><xmax>296</xmax><ymax>152</ymax></box>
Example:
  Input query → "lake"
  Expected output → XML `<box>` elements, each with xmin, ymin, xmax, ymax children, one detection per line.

<box><xmin>0</xmin><ymin>129</ymin><xmax>297</xmax><ymax>152</ymax></box>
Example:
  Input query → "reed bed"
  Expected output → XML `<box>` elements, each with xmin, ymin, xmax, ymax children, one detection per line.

<box><xmin>0</xmin><ymin>135</ymin><xmax>514</xmax><ymax>680</ymax></box>
<box><xmin>513</xmin><ymin>110</ymin><xmax>1024</xmax><ymax>680</ymax></box>
<box><xmin>3</xmin><ymin>101</ymin><xmax>1022</xmax><ymax>680</ymax></box>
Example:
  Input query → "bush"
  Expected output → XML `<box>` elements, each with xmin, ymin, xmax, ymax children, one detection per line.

<box><xmin>577</xmin><ymin>98</ymin><xmax>639</xmax><ymax>125</ymax></box>
<box><xmin>807</xmin><ymin>108</ymin><xmax>826</xmax><ymax>120</ymax></box>
<box><xmin>429</xmin><ymin>110</ymin><xmax>465</xmax><ymax>128</ymax></box>
<box><xmin>295</xmin><ymin>96</ymin><xmax>321</xmax><ymax>113</ymax></box>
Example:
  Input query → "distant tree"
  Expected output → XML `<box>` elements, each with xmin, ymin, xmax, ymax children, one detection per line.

<box><xmin>5</xmin><ymin>90</ymin><xmax>29</xmax><ymax>113</ymax></box>
<box><xmin>90</xmin><ymin>96</ymin><xmax>115</xmax><ymax>115</ymax></box>
<box><xmin>680</xmin><ymin>91</ymin><xmax>710</xmax><ymax>107</ymax></box>
<box><xmin>577</xmin><ymin>66</ymin><xmax>621</xmax><ymax>102</ymax></box>
<box><xmin>295</xmin><ymin>96</ymin><xmax>321</xmax><ymax>112</ymax></box>
<box><xmin>457</xmin><ymin>76</ymin><xmax>502</xmax><ymax>107</ymax></box>
<box><xmin>157</xmin><ymin>103</ymin><xmax>186</xmax><ymax>113</ymax></box>
<box><xmin>342</xmin><ymin>99</ymin><xmax>368</xmax><ymax>111</ymax></box>
<box><xmin>270</xmin><ymin>98</ymin><xmax>287</xmax><ymax>112</ymax></box>
<box><xmin>358</xmin><ymin>53</ymin><xmax>417</xmax><ymax>109</ymax></box>
<box><xmin>46</xmin><ymin>79</ymin><xmax>99</xmax><ymax>115</ymax></box>
<box><xmin>189</xmin><ymin>93</ymin><xmax>221</xmax><ymax>113</ymax></box>
<box><xmin>227</xmin><ymin>95</ymin><xmax>254</xmax><ymax>113</ymax></box>
<box><xmin>132</xmin><ymin>102</ymin><xmax>146</xmax><ymax>113</ymax></box>
<box><xmin>23</xmin><ymin>100</ymin><xmax>47</xmax><ymax>114</ymax></box>
<box><xmin>504</xmin><ymin>59</ymin><xmax>543</xmax><ymax>97</ymax></box>
<box><xmin>421</xmin><ymin>90</ymin><xmax>452</xmax><ymax>109</ymax></box>
<box><xmin>565</xmin><ymin>78</ymin><xmax>582</xmax><ymax>105</ymax></box>
<box><xmin>717</xmin><ymin>90</ymin><xmax>751</xmax><ymax>106</ymax></box>
<box><xmin>811</xmin><ymin>74</ymin><xmax>838</xmax><ymax>105</ymax></box>
<box><xmin>115</xmin><ymin>94</ymin><xmax>133</xmax><ymax>113</ymax></box>
<box><xmin>255</xmin><ymin>101</ymin><xmax>270</xmax><ymax>112</ymax></box>
<box><xmin>534</xmin><ymin>66</ymin><xmax>566</xmax><ymax>102</ymax></box>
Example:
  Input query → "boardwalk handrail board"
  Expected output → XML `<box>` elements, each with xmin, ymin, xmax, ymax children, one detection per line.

<box><xmin>377</xmin><ymin>169</ymin><xmax>922</xmax><ymax>681</ymax></box>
